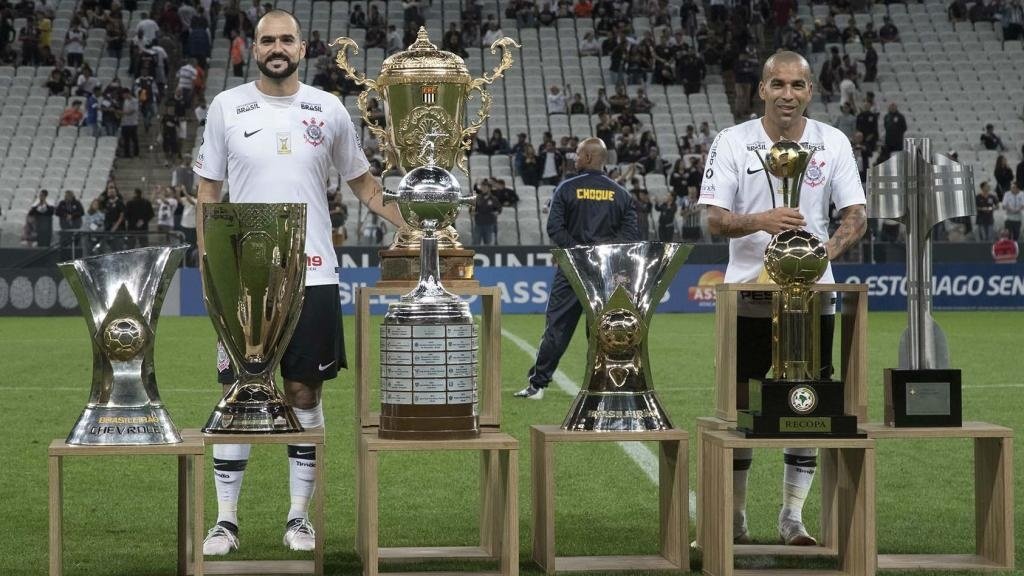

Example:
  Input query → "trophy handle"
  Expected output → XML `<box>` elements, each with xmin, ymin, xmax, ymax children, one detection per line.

<box><xmin>460</xmin><ymin>37</ymin><xmax>521</xmax><ymax>173</ymax></box>
<box><xmin>331</xmin><ymin>37</ymin><xmax>395</xmax><ymax>171</ymax></box>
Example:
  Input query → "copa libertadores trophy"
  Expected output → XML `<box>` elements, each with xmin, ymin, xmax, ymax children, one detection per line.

<box><xmin>201</xmin><ymin>203</ymin><xmax>306</xmax><ymax>433</ymax></box>
<box><xmin>333</xmin><ymin>26</ymin><xmax>519</xmax><ymax>282</ymax></box>
<box><xmin>60</xmin><ymin>246</ymin><xmax>187</xmax><ymax>445</ymax></box>
<box><xmin>557</xmin><ymin>242</ymin><xmax>691</xmax><ymax>432</ymax></box>
<box><xmin>867</xmin><ymin>138</ymin><xmax>974</xmax><ymax>426</ymax></box>
<box><xmin>377</xmin><ymin>141</ymin><xmax>479</xmax><ymax>439</ymax></box>
<box><xmin>738</xmin><ymin>140</ymin><xmax>861</xmax><ymax>437</ymax></box>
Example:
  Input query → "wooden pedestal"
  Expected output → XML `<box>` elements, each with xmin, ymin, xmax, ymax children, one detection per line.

<box><xmin>357</xmin><ymin>430</ymin><xmax>519</xmax><ymax>576</ymax></box>
<box><xmin>529</xmin><ymin>425</ymin><xmax>689</xmax><ymax>574</ymax></box>
<box><xmin>354</xmin><ymin>284</ymin><xmax>518</xmax><ymax>576</ymax></box>
<box><xmin>700</xmin><ymin>430</ymin><xmax>876</xmax><ymax>576</ymax></box>
<box><xmin>48</xmin><ymin>429</ymin><xmax>206</xmax><ymax>576</ymax></box>
<box><xmin>861</xmin><ymin>422</ymin><xmax>1014</xmax><ymax>571</ymax></box>
<box><xmin>193</xmin><ymin>429</ymin><xmax>326</xmax><ymax>576</ymax></box>
<box><xmin>714</xmin><ymin>284</ymin><xmax>869</xmax><ymax>423</ymax></box>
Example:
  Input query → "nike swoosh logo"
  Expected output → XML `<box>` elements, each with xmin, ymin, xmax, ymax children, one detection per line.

<box><xmin>318</xmin><ymin>360</ymin><xmax>335</xmax><ymax>371</ymax></box>
<box><xmin>293</xmin><ymin>449</ymin><xmax>316</xmax><ymax>458</ymax></box>
<box><xmin>746</xmin><ymin>167</ymin><xmax>764</xmax><ymax>174</ymax></box>
<box><xmin>792</xmin><ymin>458</ymin><xmax>817</xmax><ymax>466</ymax></box>
<box><xmin>244</xmin><ymin>129</ymin><xmax>263</xmax><ymax>138</ymax></box>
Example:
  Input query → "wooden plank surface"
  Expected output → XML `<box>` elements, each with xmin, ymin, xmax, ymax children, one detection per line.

<box><xmin>201</xmin><ymin>428</ymin><xmax>324</xmax><ymax>445</ymax></box>
<box><xmin>365</xmin><ymin>431</ymin><xmax>518</xmax><ymax>452</ymax></box>
<box><xmin>530</xmin><ymin>424</ymin><xmax>686</xmax><ymax>443</ymax></box>
<box><xmin>861</xmin><ymin>421</ymin><xmax>1012</xmax><ymax>439</ymax></box>
<box><xmin>876</xmin><ymin>553</ymin><xmax>1005</xmax><ymax>571</ymax></box>
<box><xmin>48</xmin><ymin>430</ymin><xmax>205</xmax><ymax>456</ymax></box>
<box><xmin>975</xmin><ymin>436</ymin><xmax>1014</xmax><ymax>568</ymax></box>
<box><xmin>197</xmin><ymin>559</ymin><xmax>315</xmax><ymax>574</ymax></box>
<box><xmin>714</xmin><ymin>286</ymin><xmax>739</xmax><ymax>422</ymax></box>
<box><xmin>734</xmin><ymin>544</ymin><xmax>838</xmax><ymax>557</ymax></box>
<box><xmin>553</xmin><ymin>555</ymin><xmax>679</xmax><ymax>572</ymax></box>
<box><xmin>704</xmin><ymin>430</ymin><xmax>874</xmax><ymax>450</ymax></box>
<box><xmin>378</xmin><ymin>546</ymin><xmax>492</xmax><ymax>560</ymax></box>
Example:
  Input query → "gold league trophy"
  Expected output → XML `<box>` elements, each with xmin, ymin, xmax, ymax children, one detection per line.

<box><xmin>332</xmin><ymin>28</ymin><xmax>519</xmax><ymax>283</ymax></box>
<box><xmin>737</xmin><ymin>140</ymin><xmax>862</xmax><ymax>437</ymax></box>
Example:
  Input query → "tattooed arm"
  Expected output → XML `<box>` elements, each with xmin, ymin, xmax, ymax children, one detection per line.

<box><xmin>707</xmin><ymin>205</ymin><xmax>806</xmax><ymax>238</ymax></box>
<box><xmin>825</xmin><ymin>203</ymin><xmax>867</xmax><ymax>260</ymax></box>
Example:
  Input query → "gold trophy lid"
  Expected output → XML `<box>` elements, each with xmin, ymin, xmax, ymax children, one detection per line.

<box><xmin>378</xmin><ymin>27</ymin><xmax>471</xmax><ymax>85</ymax></box>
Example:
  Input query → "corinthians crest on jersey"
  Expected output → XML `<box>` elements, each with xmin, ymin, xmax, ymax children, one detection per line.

<box><xmin>303</xmin><ymin>117</ymin><xmax>325</xmax><ymax>146</ymax></box>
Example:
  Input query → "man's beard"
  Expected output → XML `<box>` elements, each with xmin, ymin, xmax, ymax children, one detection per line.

<box><xmin>257</xmin><ymin>55</ymin><xmax>300</xmax><ymax>79</ymax></box>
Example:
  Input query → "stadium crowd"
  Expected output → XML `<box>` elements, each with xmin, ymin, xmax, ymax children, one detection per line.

<box><xmin>3</xmin><ymin>0</ymin><xmax>1022</xmax><ymax>252</ymax></box>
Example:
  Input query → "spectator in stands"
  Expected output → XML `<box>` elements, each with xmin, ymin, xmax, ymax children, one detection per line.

<box><xmin>1003</xmin><ymin>181</ymin><xmax>1023</xmax><ymax>240</ymax></box>
<box><xmin>472</xmin><ymin>180</ymin><xmax>502</xmax><ymax>245</ymax></box>
<box><xmin>188</xmin><ymin>17</ymin><xmax>213</xmax><ymax>69</ymax></box>
<box><xmin>626</xmin><ymin>43</ymin><xmax>652</xmax><ymax>85</ymax></box>
<box><xmin>547</xmin><ymin>85</ymin><xmax>568</xmax><ymax>114</ymax></box>
<box><xmin>134</xmin><ymin>73</ymin><xmax>158</xmax><ymax>132</ymax></box>
<box><xmin>135</xmin><ymin>11</ymin><xmax>160</xmax><ymax>46</ymax></box>
<box><xmin>677</xmin><ymin>124</ymin><xmax>696</xmax><ymax>155</ymax></box>
<box><xmin>385</xmin><ymin>24</ymin><xmax>403</xmax><ymax>54</ymax></box>
<box><xmin>861</xmin><ymin>40</ymin><xmax>878</xmax><ymax>83</ymax></box>
<box><xmin>60</xmin><ymin>100</ymin><xmax>85</xmax><ymax>127</ymax></box>
<box><xmin>177</xmin><ymin>58</ymin><xmax>199</xmax><ymax>107</ymax></box>
<box><xmin>683</xmin><ymin>155</ymin><xmax>702</xmax><ymax>191</ymax></box>
<box><xmin>106</xmin><ymin>8</ymin><xmax>126</xmax><ymax>58</ymax></box>
<box><xmin>949</xmin><ymin>0</ymin><xmax>969</xmax><ymax>22</ymax></box>
<box><xmin>734</xmin><ymin>48</ymin><xmax>758</xmax><ymax>118</ymax></box>
<box><xmin>125</xmin><ymin>187</ymin><xmax>154</xmax><ymax>242</ymax></box>
<box><xmin>229</xmin><ymin>29</ymin><xmax>246</xmax><ymax>76</ymax></box>
<box><xmin>676</xmin><ymin>44</ymin><xmax>706</xmax><ymax>95</ymax></box>
<box><xmin>487</xmin><ymin>129</ymin><xmax>510</xmax><ymax>155</ymax></box>
<box><xmin>882</xmin><ymin>102</ymin><xmax>908</xmax><ymax>158</ymax></box>
<box><xmin>655</xmin><ymin>192</ymin><xmax>678</xmax><ymax>241</ymax></box>
<box><xmin>178</xmin><ymin>186</ymin><xmax>197</xmax><ymax>263</ymax></box>
<box><xmin>155</xmin><ymin>186</ymin><xmax>178</xmax><ymax>233</ymax></box>
<box><xmin>441</xmin><ymin>23</ymin><xmax>467</xmax><ymax>57</ymax></box>
<box><xmin>569</xmin><ymin>93</ymin><xmax>588</xmax><ymax>114</ymax></box>
<box><xmin>493</xmin><ymin>179</ymin><xmax>519</xmax><ymax>207</ymax></box>
<box><xmin>630</xmin><ymin>177</ymin><xmax>653</xmax><ymax>240</ymax></box>
<box><xmin>641</xmin><ymin>145</ymin><xmax>668</xmax><ymax>175</ymax></box>
<box><xmin>304</xmin><ymin>29</ymin><xmax>326</xmax><ymax>59</ymax></box>
<box><xmin>510</xmin><ymin>132</ymin><xmax>529</xmax><ymax>157</ymax></box>
<box><xmin>57</xmin><ymin>190</ymin><xmax>84</xmax><ymax>235</ymax></box>
<box><xmin>18</xmin><ymin>15</ymin><xmax>39</xmax><ymax>65</ymax></box>
<box><xmin>617</xmin><ymin>108</ymin><xmax>642</xmax><ymax>132</ymax></box>
<box><xmin>697</xmin><ymin>121</ymin><xmax>717</xmax><ymax>150</ymax></box>
<box><xmin>994</xmin><ymin>155</ymin><xmax>1014</xmax><ymax>200</ymax></box>
<box><xmin>350</xmin><ymin>4</ymin><xmax>366</xmax><ymax>28</ymax></box>
<box><xmin>519</xmin><ymin>144</ymin><xmax>542</xmax><ymax>187</ymax></box>
<box><xmin>579</xmin><ymin>31</ymin><xmax>600</xmax><ymax>56</ymax></box>
<box><xmin>481</xmin><ymin>17</ymin><xmax>503</xmax><ymax>47</ymax></box>
<box><xmin>540</xmin><ymin>141</ymin><xmax>565</xmax><ymax>184</ymax></box>
<box><xmin>856</xmin><ymin>100</ymin><xmax>879</xmax><ymax>156</ymax></box>
<box><xmin>834</xmin><ymin>101</ymin><xmax>857</xmax><ymax>139</ymax></box>
<box><xmin>608</xmin><ymin>84</ymin><xmax>630</xmax><ymax>114</ymax></box>
<box><xmin>879</xmin><ymin>16</ymin><xmax>900</xmax><ymax>43</ymax></box>
<box><xmin>992</xmin><ymin>229</ymin><xmax>1019</xmax><ymax>263</ymax></box>
<box><xmin>980</xmin><ymin>124</ymin><xmax>1007</xmax><ymax>151</ymax></box>
<box><xmin>976</xmin><ymin>181</ymin><xmax>997</xmax><ymax>241</ymax></box>
<box><xmin>969</xmin><ymin>0</ymin><xmax>995</xmax><ymax>23</ymax></box>
<box><xmin>121</xmin><ymin>89</ymin><xmax>140</xmax><ymax>158</ymax></box>
<box><xmin>631</xmin><ymin>87</ymin><xmax>654</xmax><ymax>114</ymax></box>
<box><xmin>102</xmin><ymin>184</ymin><xmax>127</xmax><ymax>234</ymax></box>
<box><xmin>161</xmin><ymin>105</ymin><xmax>180</xmax><ymax>166</ymax></box>
<box><xmin>841</xmin><ymin>19</ymin><xmax>860</xmax><ymax>45</ymax></box>
<box><xmin>839</xmin><ymin>69</ymin><xmax>858</xmax><ymax>109</ymax></box>
<box><xmin>29</xmin><ymin>189</ymin><xmax>55</xmax><ymax>247</ymax></box>
<box><xmin>1002</xmin><ymin>0</ymin><xmax>1024</xmax><ymax>40</ymax></box>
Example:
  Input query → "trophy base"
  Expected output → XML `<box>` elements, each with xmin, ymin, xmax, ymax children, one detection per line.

<box><xmin>748</xmin><ymin>378</ymin><xmax>845</xmax><ymax>416</ymax></box>
<box><xmin>203</xmin><ymin>401</ymin><xmax>302</xmax><ymax>433</ymax></box>
<box><xmin>379</xmin><ymin>248</ymin><xmax>475</xmax><ymax>284</ymax></box>
<box><xmin>66</xmin><ymin>405</ymin><xmax>182</xmax><ymax>445</ymax></box>
<box><xmin>562</xmin><ymin>390</ymin><xmax>673</xmax><ymax>431</ymax></box>
<box><xmin>378</xmin><ymin>411</ymin><xmax>480</xmax><ymax>440</ymax></box>
<box><xmin>884</xmin><ymin>368</ymin><xmax>962</xmax><ymax>427</ymax></box>
<box><xmin>736</xmin><ymin>411</ymin><xmax>864</xmax><ymax>438</ymax></box>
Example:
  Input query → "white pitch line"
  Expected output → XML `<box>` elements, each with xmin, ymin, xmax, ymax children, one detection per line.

<box><xmin>501</xmin><ymin>327</ymin><xmax>698</xmax><ymax>519</ymax></box>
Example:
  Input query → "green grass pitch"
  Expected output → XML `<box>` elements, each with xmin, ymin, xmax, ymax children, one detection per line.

<box><xmin>1</xmin><ymin>311</ymin><xmax>1021</xmax><ymax>575</ymax></box>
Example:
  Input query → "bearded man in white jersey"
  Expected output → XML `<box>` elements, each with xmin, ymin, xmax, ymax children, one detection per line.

<box><xmin>193</xmin><ymin>9</ymin><xmax>404</xmax><ymax>555</ymax></box>
<box><xmin>697</xmin><ymin>51</ymin><xmax>867</xmax><ymax>545</ymax></box>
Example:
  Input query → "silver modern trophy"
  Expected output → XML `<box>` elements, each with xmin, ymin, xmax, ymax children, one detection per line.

<box><xmin>867</xmin><ymin>138</ymin><xmax>974</xmax><ymax>426</ymax></box>
<box><xmin>201</xmin><ymin>203</ymin><xmax>306</xmax><ymax>433</ymax></box>
<box><xmin>556</xmin><ymin>242</ymin><xmax>691</xmax><ymax>432</ymax></box>
<box><xmin>377</xmin><ymin>150</ymin><xmax>480</xmax><ymax>440</ymax></box>
<box><xmin>60</xmin><ymin>246</ymin><xmax>187</xmax><ymax>445</ymax></box>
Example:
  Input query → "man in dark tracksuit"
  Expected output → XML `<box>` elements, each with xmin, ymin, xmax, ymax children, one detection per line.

<box><xmin>515</xmin><ymin>138</ymin><xmax>640</xmax><ymax>399</ymax></box>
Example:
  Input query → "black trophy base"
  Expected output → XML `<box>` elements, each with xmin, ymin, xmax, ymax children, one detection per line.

<box><xmin>884</xmin><ymin>368</ymin><xmax>962</xmax><ymax>427</ymax></box>
<box><xmin>748</xmin><ymin>378</ymin><xmax>846</xmax><ymax>416</ymax></box>
<box><xmin>562</xmin><ymin>391</ymin><xmax>673</xmax><ymax>431</ymax></box>
<box><xmin>737</xmin><ymin>411</ymin><xmax>865</xmax><ymax>438</ymax></box>
<box><xmin>203</xmin><ymin>401</ymin><xmax>303</xmax><ymax>433</ymax></box>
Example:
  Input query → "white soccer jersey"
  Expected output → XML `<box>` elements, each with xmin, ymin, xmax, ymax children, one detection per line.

<box><xmin>194</xmin><ymin>82</ymin><xmax>369</xmax><ymax>286</ymax></box>
<box><xmin>698</xmin><ymin>117</ymin><xmax>865</xmax><ymax>314</ymax></box>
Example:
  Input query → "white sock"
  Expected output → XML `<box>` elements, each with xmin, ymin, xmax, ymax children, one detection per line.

<box><xmin>733</xmin><ymin>448</ymin><xmax>753</xmax><ymax>537</ymax></box>
<box><xmin>213</xmin><ymin>443</ymin><xmax>251</xmax><ymax>528</ymax></box>
<box><xmin>781</xmin><ymin>447</ymin><xmax>817</xmax><ymax>523</ymax></box>
<box><xmin>287</xmin><ymin>404</ymin><xmax>323</xmax><ymax>522</ymax></box>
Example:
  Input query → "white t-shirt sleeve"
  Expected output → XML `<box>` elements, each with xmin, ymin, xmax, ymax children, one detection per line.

<box><xmin>194</xmin><ymin>96</ymin><xmax>227</xmax><ymax>181</ymax></box>
<box><xmin>698</xmin><ymin>128</ymin><xmax>739</xmax><ymax>211</ymax></box>
<box><xmin>332</xmin><ymin>103</ymin><xmax>370</xmax><ymax>182</ymax></box>
<box><xmin>827</xmin><ymin>134</ymin><xmax>866</xmax><ymax>211</ymax></box>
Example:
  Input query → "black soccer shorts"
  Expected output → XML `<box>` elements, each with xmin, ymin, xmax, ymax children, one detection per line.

<box><xmin>217</xmin><ymin>284</ymin><xmax>346</xmax><ymax>385</ymax></box>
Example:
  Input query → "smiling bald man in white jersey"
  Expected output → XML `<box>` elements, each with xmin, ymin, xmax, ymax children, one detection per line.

<box><xmin>697</xmin><ymin>51</ymin><xmax>867</xmax><ymax>545</ymax></box>
<box><xmin>193</xmin><ymin>9</ymin><xmax>404</xmax><ymax>555</ymax></box>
